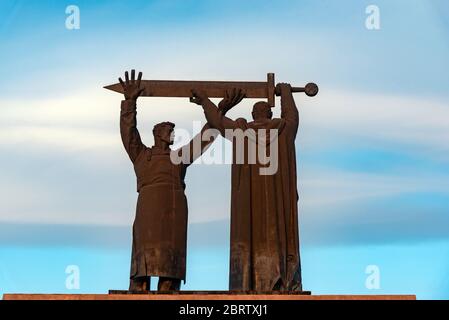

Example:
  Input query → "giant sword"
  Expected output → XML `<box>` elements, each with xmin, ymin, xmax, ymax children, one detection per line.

<box><xmin>104</xmin><ymin>73</ymin><xmax>318</xmax><ymax>107</ymax></box>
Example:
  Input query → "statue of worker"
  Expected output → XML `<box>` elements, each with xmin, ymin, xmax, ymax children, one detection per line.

<box><xmin>119</xmin><ymin>70</ymin><xmax>244</xmax><ymax>292</ymax></box>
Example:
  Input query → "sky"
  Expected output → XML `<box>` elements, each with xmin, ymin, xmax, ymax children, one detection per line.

<box><xmin>0</xmin><ymin>0</ymin><xmax>449</xmax><ymax>299</ymax></box>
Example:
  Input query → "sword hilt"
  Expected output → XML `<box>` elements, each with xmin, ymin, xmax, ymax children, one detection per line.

<box><xmin>275</xmin><ymin>83</ymin><xmax>319</xmax><ymax>97</ymax></box>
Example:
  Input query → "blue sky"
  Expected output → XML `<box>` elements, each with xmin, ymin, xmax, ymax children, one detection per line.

<box><xmin>0</xmin><ymin>0</ymin><xmax>449</xmax><ymax>299</ymax></box>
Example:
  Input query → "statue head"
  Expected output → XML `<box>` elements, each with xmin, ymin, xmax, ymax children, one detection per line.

<box><xmin>252</xmin><ymin>101</ymin><xmax>273</xmax><ymax>121</ymax></box>
<box><xmin>153</xmin><ymin>121</ymin><xmax>175</xmax><ymax>145</ymax></box>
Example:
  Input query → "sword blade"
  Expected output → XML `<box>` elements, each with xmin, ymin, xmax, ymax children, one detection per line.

<box><xmin>104</xmin><ymin>80</ymin><xmax>269</xmax><ymax>99</ymax></box>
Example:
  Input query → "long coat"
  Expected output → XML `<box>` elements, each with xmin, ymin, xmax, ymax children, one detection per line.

<box><xmin>201</xmin><ymin>92</ymin><xmax>302</xmax><ymax>291</ymax></box>
<box><xmin>120</xmin><ymin>100</ymin><xmax>215</xmax><ymax>281</ymax></box>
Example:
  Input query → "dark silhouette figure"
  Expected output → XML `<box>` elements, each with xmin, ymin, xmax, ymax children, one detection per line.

<box><xmin>119</xmin><ymin>70</ymin><xmax>243</xmax><ymax>292</ymax></box>
<box><xmin>191</xmin><ymin>83</ymin><xmax>302</xmax><ymax>291</ymax></box>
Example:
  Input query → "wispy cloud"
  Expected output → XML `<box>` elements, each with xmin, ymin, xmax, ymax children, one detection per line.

<box><xmin>300</xmin><ymin>90</ymin><xmax>449</xmax><ymax>157</ymax></box>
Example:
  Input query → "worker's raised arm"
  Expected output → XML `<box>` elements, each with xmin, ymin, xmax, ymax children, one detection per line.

<box><xmin>179</xmin><ymin>89</ymin><xmax>245</xmax><ymax>164</ymax></box>
<box><xmin>119</xmin><ymin>70</ymin><xmax>146</xmax><ymax>163</ymax></box>
<box><xmin>174</xmin><ymin>122</ymin><xmax>216</xmax><ymax>165</ymax></box>
<box><xmin>190</xmin><ymin>88</ymin><xmax>245</xmax><ymax>136</ymax></box>
<box><xmin>279</xmin><ymin>83</ymin><xmax>299</xmax><ymax>131</ymax></box>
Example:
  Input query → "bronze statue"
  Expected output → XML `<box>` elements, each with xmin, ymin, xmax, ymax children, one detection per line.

<box><xmin>118</xmin><ymin>70</ymin><xmax>243</xmax><ymax>292</ymax></box>
<box><xmin>106</xmin><ymin>72</ymin><xmax>317</xmax><ymax>292</ymax></box>
<box><xmin>191</xmin><ymin>83</ymin><xmax>305</xmax><ymax>291</ymax></box>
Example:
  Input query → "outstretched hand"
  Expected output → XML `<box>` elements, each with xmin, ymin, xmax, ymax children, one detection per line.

<box><xmin>218</xmin><ymin>88</ymin><xmax>245</xmax><ymax>115</ymax></box>
<box><xmin>119</xmin><ymin>70</ymin><xmax>144</xmax><ymax>101</ymax></box>
<box><xmin>190</xmin><ymin>89</ymin><xmax>209</xmax><ymax>105</ymax></box>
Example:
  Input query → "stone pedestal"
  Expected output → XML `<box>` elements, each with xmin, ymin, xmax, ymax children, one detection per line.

<box><xmin>3</xmin><ymin>292</ymin><xmax>416</xmax><ymax>300</ymax></box>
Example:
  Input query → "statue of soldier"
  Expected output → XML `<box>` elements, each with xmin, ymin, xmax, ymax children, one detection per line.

<box><xmin>191</xmin><ymin>83</ymin><xmax>302</xmax><ymax>292</ymax></box>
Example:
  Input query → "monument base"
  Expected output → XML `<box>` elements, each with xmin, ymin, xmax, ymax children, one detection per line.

<box><xmin>3</xmin><ymin>292</ymin><xmax>416</xmax><ymax>300</ymax></box>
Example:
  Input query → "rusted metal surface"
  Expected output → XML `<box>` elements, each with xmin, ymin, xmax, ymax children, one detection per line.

<box><xmin>105</xmin><ymin>73</ymin><xmax>318</xmax><ymax>107</ymax></box>
<box><xmin>108</xmin><ymin>70</ymin><xmax>321</xmax><ymax>293</ymax></box>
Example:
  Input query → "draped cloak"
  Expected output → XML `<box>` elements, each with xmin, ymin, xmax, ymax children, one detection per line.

<box><xmin>120</xmin><ymin>100</ymin><xmax>215</xmax><ymax>282</ymax></box>
<box><xmin>201</xmin><ymin>91</ymin><xmax>302</xmax><ymax>291</ymax></box>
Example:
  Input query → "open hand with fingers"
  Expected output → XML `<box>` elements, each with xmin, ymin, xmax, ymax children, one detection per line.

<box><xmin>190</xmin><ymin>88</ymin><xmax>245</xmax><ymax>115</ymax></box>
<box><xmin>218</xmin><ymin>88</ymin><xmax>245</xmax><ymax>115</ymax></box>
<box><xmin>119</xmin><ymin>70</ymin><xmax>144</xmax><ymax>101</ymax></box>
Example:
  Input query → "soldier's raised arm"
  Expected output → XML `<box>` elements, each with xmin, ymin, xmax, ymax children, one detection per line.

<box><xmin>119</xmin><ymin>70</ymin><xmax>146</xmax><ymax>163</ymax></box>
<box><xmin>279</xmin><ymin>83</ymin><xmax>299</xmax><ymax>132</ymax></box>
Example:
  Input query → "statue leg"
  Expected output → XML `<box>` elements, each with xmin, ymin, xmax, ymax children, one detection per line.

<box><xmin>129</xmin><ymin>276</ymin><xmax>151</xmax><ymax>292</ymax></box>
<box><xmin>157</xmin><ymin>277</ymin><xmax>181</xmax><ymax>291</ymax></box>
<box><xmin>272</xmin><ymin>278</ymin><xmax>285</xmax><ymax>291</ymax></box>
<box><xmin>288</xmin><ymin>269</ymin><xmax>303</xmax><ymax>291</ymax></box>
